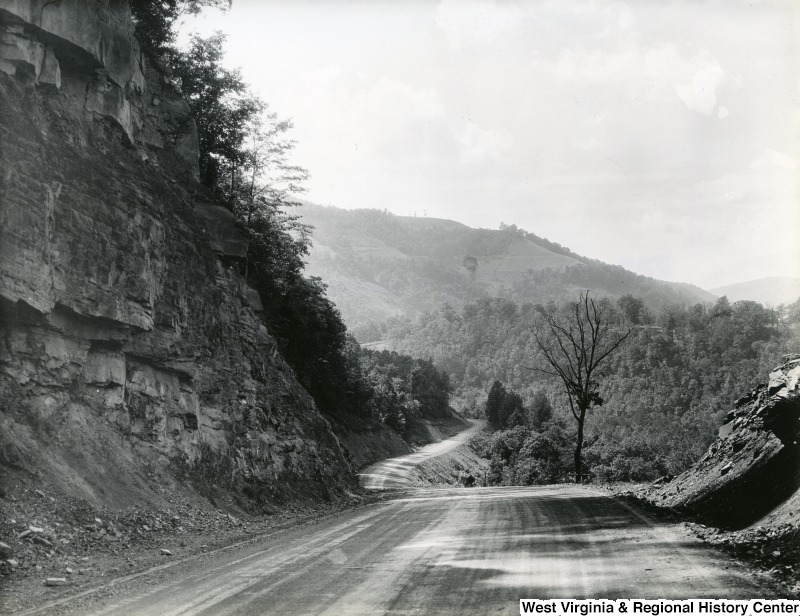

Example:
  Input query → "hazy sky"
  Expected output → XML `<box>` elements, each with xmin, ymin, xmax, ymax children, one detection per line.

<box><xmin>181</xmin><ymin>0</ymin><xmax>799</xmax><ymax>290</ymax></box>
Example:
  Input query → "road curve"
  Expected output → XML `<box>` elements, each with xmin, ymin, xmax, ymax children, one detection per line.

<box><xmin>22</xmin><ymin>426</ymin><xmax>773</xmax><ymax>615</ymax></box>
<box><xmin>358</xmin><ymin>419</ymin><xmax>486</xmax><ymax>489</ymax></box>
<box><xmin>43</xmin><ymin>485</ymin><xmax>771</xmax><ymax>616</ymax></box>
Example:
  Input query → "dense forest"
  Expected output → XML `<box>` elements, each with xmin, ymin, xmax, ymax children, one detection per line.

<box><xmin>383</xmin><ymin>295</ymin><xmax>800</xmax><ymax>482</ymax></box>
<box><xmin>357</xmin><ymin>346</ymin><xmax>453</xmax><ymax>439</ymax></box>
<box><xmin>128</xmin><ymin>1</ymin><xmax>453</xmax><ymax>437</ymax></box>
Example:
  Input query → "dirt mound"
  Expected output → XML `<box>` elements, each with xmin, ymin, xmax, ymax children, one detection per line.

<box><xmin>643</xmin><ymin>353</ymin><xmax>800</xmax><ymax>529</ymax></box>
<box><xmin>407</xmin><ymin>439</ymin><xmax>489</xmax><ymax>487</ymax></box>
<box><xmin>336</xmin><ymin>410</ymin><xmax>470</xmax><ymax>471</ymax></box>
<box><xmin>403</xmin><ymin>412</ymin><xmax>471</xmax><ymax>449</ymax></box>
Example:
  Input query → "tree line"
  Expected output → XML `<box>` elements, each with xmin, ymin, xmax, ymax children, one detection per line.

<box><xmin>357</xmin><ymin>347</ymin><xmax>453</xmax><ymax>437</ymax></box>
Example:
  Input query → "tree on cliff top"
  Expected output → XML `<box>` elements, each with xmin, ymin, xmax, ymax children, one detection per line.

<box><xmin>531</xmin><ymin>292</ymin><xmax>631</xmax><ymax>483</ymax></box>
<box><xmin>166</xmin><ymin>33</ymin><xmax>310</xmax><ymax>215</ymax></box>
<box><xmin>131</xmin><ymin>4</ymin><xmax>260</xmax><ymax>191</ymax></box>
<box><xmin>128</xmin><ymin>2</ymin><xmax>378</xmax><ymax>425</ymax></box>
<box><xmin>131</xmin><ymin>1</ymin><xmax>231</xmax><ymax>61</ymax></box>
<box><xmin>171</xmin><ymin>34</ymin><xmax>263</xmax><ymax>190</ymax></box>
<box><xmin>230</xmin><ymin>112</ymin><xmax>310</xmax><ymax>227</ymax></box>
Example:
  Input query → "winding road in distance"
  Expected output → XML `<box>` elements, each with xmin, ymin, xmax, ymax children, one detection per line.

<box><xmin>28</xmin><ymin>423</ymin><xmax>774</xmax><ymax>616</ymax></box>
<box><xmin>358</xmin><ymin>418</ymin><xmax>486</xmax><ymax>489</ymax></box>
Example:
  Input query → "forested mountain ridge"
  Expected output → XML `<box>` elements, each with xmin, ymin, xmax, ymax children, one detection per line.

<box><xmin>300</xmin><ymin>204</ymin><xmax>714</xmax><ymax>340</ymax></box>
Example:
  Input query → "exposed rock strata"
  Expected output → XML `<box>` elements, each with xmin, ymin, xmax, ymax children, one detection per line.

<box><xmin>645</xmin><ymin>354</ymin><xmax>800</xmax><ymax>528</ymax></box>
<box><xmin>0</xmin><ymin>1</ymin><xmax>353</xmax><ymax>505</ymax></box>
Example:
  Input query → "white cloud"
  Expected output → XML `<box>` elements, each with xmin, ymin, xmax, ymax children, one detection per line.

<box><xmin>674</xmin><ymin>49</ymin><xmax>726</xmax><ymax>115</ymax></box>
<box><xmin>344</xmin><ymin>77</ymin><xmax>511</xmax><ymax>165</ymax></box>
<box><xmin>548</xmin><ymin>46</ymin><xmax>639</xmax><ymax>85</ymax></box>
<box><xmin>536</xmin><ymin>42</ymin><xmax>730</xmax><ymax>116</ymax></box>
<box><xmin>301</xmin><ymin>66</ymin><xmax>342</xmax><ymax>97</ymax></box>
<box><xmin>572</xmin><ymin>137</ymin><xmax>600</xmax><ymax>152</ymax></box>
<box><xmin>753</xmin><ymin>148</ymin><xmax>797</xmax><ymax>172</ymax></box>
<box><xmin>455</xmin><ymin>121</ymin><xmax>513</xmax><ymax>162</ymax></box>
<box><xmin>434</xmin><ymin>0</ymin><xmax>523</xmax><ymax>48</ymax></box>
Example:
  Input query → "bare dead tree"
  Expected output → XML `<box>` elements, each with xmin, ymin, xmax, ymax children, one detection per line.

<box><xmin>531</xmin><ymin>291</ymin><xmax>631</xmax><ymax>483</ymax></box>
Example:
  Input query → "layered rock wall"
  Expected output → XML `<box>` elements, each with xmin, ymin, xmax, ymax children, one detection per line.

<box><xmin>0</xmin><ymin>1</ymin><xmax>353</xmax><ymax>506</ymax></box>
<box><xmin>646</xmin><ymin>354</ymin><xmax>800</xmax><ymax>528</ymax></box>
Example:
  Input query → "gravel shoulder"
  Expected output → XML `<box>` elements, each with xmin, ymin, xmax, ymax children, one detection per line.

<box><xmin>600</xmin><ymin>484</ymin><xmax>800</xmax><ymax>598</ymax></box>
<box><xmin>0</xmin><ymin>483</ymin><xmax>387</xmax><ymax>614</ymax></box>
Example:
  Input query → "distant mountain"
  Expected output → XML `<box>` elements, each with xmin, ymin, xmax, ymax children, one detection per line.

<box><xmin>299</xmin><ymin>204</ymin><xmax>715</xmax><ymax>336</ymax></box>
<box><xmin>710</xmin><ymin>276</ymin><xmax>800</xmax><ymax>306</ymax></box>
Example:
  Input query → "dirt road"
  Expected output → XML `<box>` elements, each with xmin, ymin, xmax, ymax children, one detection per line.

<box><xmin>358</xmin><ymin>419</ymin><xmax>486</xmax><ymax>489</ymax></box>
<box><xmin>16</xmin><ymin>424</ymin><xmax>775</xmax><ymax>615</ymax></box>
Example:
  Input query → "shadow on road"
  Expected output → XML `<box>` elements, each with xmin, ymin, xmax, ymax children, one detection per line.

<box><xmin>385</xmin><ymin>490</ymin><xmax>764</xmax><ymax>603</ymax></box>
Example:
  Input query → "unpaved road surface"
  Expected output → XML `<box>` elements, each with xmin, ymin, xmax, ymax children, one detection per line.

<box><xmin>14</xmin><ymin>424</ymin><xmax>776</xmax><ymax>615</ymax></box>
<box><xmin>358</xmin><ymin>419</ymin><xmax>486</xmax><ymax>489</ymax></box>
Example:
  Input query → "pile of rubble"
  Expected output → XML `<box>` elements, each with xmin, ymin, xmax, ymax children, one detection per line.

<box><xmin>687</xmin><ymin>521</ymin><xmax>799</xmax><ymax>593</ymax></box>
<box><xmin>0</xmin><ymin>481</ymin><xmax>373</xmax><ymax>613</ymax></box>
<box><xmin>0</xmin><ymin>486</ymin><xmax>250</xmax><ymax>582</ymax></box>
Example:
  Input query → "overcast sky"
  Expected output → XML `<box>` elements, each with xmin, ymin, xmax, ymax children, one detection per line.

<box><xmin>181</xmin><ymin>0</ymin><xmax>799</xmax><ymax>290</ymax></box>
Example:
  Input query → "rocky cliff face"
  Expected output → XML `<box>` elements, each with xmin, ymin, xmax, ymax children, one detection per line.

<box><xmin>0</xmin><ymin>1</ymin><xmax>353</xmax><ymax>507</ymax></box>
<box><xmin>645</xmin><ymin>354</ymin><xmax>800</xmax><ymax>529</ymax></box>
